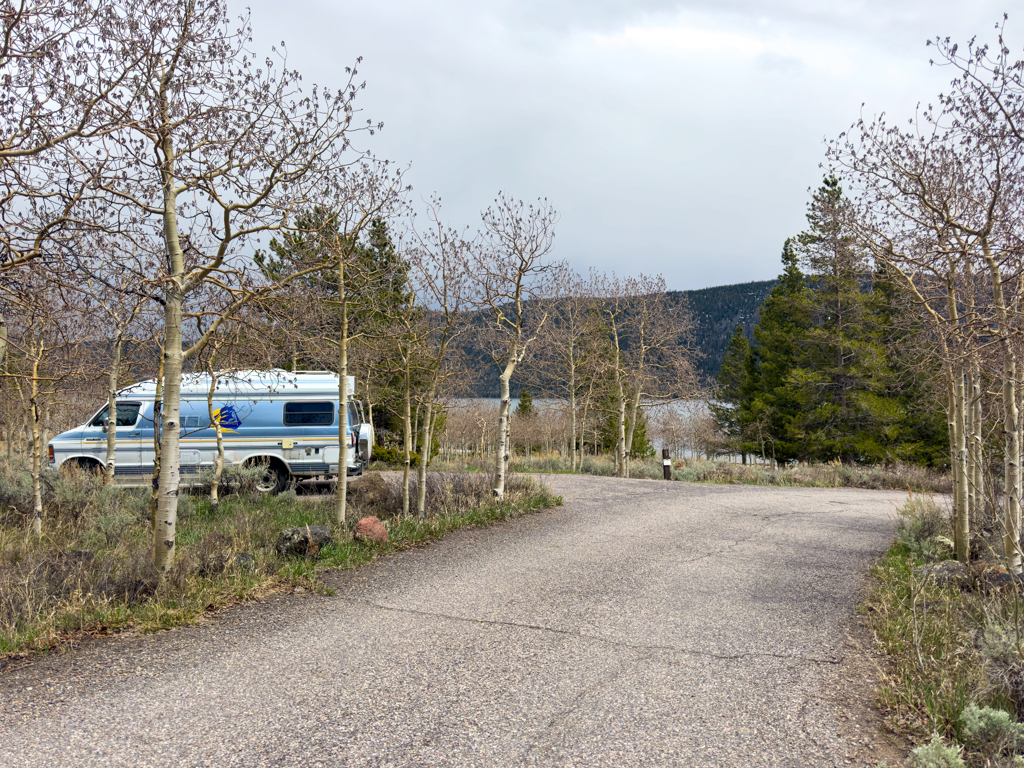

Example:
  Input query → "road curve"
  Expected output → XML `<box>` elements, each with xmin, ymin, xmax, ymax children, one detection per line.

<box><xmin>0</xmin><ymin>475</ymin><xmax>907</xmax><ymax>767</ymax></box>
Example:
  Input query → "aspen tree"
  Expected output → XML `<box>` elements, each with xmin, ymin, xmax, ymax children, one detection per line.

<box><xmin>407</xmin><ymin>199</ymin><xmax>475</xmax><ymax>517</ymax></box>
<box><xmin>527</xmin><ymin>273</ymin><xmax>604</xmax><ymax>471</ymax></box>
<box><xmin>470</xmin><ymin>194</ymin><xmax>562</xmax><ymax>500</ymax></box>
<box><xmin>831</xmin><ymin>73</ymin><xmax>1021</xmax><ymax>565</ymax></box>
<box><xmin>83</xmin><ymin>0</ymin><xmax>391</xmax><ymax>575</ymax></box>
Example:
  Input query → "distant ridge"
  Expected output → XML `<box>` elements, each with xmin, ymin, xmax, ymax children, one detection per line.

<box><xmin>457</xmin><ymin>278</ymin><xmax>777</xmax><ymax>398</ymax></box>
<box><xmin>667</xmin><ymin>279</ymin><xmax>776</xmax><ymax>382</ymax></box>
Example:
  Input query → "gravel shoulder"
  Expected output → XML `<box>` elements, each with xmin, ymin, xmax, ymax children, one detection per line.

<box><xmin>1</xmin><ymin>475</ymin><xmax>910</xmax><ymax>767</ymax></box>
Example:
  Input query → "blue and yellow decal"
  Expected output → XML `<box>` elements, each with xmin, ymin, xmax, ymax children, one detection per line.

<box><xmin>212</xmin><ymin>404</ymin><xmax>243</xmax><ymax>433</ymax></box>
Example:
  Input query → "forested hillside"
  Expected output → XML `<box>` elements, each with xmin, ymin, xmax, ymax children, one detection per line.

<box><xmin>667</xmin><ymin>280</ymin><xmax>775</xmax><ymax>381</ymax></box>
<box><xmin>456</xmin><ymin>278</ymin><xmax>776</xmax><ymax>398</ymax></box>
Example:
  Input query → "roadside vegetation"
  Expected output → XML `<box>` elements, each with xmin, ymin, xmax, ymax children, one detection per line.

<box><xmin>406</xmin><ymin>452</ymin><xmax>952</xmax><ymax>494</ymax></box>
<box><xmin>0</xmin><ymin>459</ymin><xmax>560</xmax><ymax>661</ymax></box>
<box><xmin>865</xmin><ymin>496</ymin><xmax>1024</xmax><ymax>768</ymax></box>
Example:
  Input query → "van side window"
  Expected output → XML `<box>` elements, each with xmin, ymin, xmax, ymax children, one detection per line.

<box><xmin>90</xmin><ymin>402</ymin><xmax>141</xmax><ymax>427</ymax></box>
<box><xmin>284</xmin><ymin>402</ymin><xmax>334</xmax><ymax>426</ymax></box>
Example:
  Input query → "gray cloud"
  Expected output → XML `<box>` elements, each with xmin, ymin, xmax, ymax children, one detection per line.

<box><xmin>239</xmin><ymin>0</ymin><xmax>1013</xmax><ymax>290</ymax></box>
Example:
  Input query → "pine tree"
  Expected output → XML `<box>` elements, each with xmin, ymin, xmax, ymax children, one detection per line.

<box><xmin>790</xmin><ymin>176</ymin><xmax>911</xmax><ymax>463</ymax></box>
<box><xmin>736</xmin><ymin>178</ymin><xmax>947</xmax><ymax>467</ymax></box>
<box><xmin>741</xmin><ymin>239</ymin><xmax>814</xmax><ymax>464</ymax></box>
<box><xmin>515</xmin><ymin>387</ymin><xmax>535</xmax><ymax>419</ymax></box>
<box><xmin>710</xmin><ymin>324</ymin><xmax>750</xmax><ymax>460</ymax></box>
<box><xmin>597</xmin><ymin>396</ymin><xmax>654</xmax><ymax>459</ymax></box>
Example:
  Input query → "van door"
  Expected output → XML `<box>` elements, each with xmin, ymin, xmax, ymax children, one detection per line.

<box><xmin>80</xmin><ymin>401</ymin><xmax>143</xmax><ymax>475</ymax></box>
<box><xmin>179</xmin><ymin>400</ymin><xmax>214</xmax><ymax>476</ymax></box>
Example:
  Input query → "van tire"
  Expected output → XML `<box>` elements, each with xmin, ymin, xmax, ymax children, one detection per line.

<box><xmin>247</xmin><ymin>458</ymin><xmax>288</xmax><ymax>495</ymax></box>
<box><xmin>61</xmin><ymin>458</ymin><xmax>104</xmax><ymax>477</ymax></box>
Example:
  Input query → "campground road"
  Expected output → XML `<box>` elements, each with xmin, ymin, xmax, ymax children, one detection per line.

<box><xmin>0</xmin><ymin>475</ymin><xmax>907</xmax><ymax>767</ymax></box>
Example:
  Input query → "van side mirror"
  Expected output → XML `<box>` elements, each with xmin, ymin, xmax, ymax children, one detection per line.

<box><xmin>101</xmin><ymin>420</ymin><xmax>110</xmax><ymax>433</ymax></box>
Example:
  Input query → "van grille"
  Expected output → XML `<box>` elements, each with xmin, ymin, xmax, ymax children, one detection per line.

<box><xmin>288</xmin><ymin>462</ymin><xmax>330</xmax><ymax>474</ymax></box>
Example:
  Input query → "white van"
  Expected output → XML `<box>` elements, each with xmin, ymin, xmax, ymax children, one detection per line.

<box><xmin>47</xmin><ymin>370</ymin><xmax>373</xmax><ymax>493</ymax></box>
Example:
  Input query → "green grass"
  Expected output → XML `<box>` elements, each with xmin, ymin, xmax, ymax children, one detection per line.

<box><xmin>861</xmin><ymin>495</ymin><xmax>1024</xmax><ymax>765</ymax></box>
<box><xmin>0</xmin><ymin>461</ymin><xmax>561</xmax><ymax>659</ymax></box>
<box><xmin>865</xmin><ymin>541</ymin><xmax>982</xmax><ymax>739</ymax></box>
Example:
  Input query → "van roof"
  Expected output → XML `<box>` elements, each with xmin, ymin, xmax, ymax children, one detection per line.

<box><xmin>116</xmin><ymin>370</ymin><xmax>354</xmax><ymax>399</ymax></box>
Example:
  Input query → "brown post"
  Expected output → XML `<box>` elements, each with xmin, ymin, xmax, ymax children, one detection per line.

<box><xmin>662</xmin><ymin>448</ymin><xmax>672</xmax><ymax>480</ymax></box>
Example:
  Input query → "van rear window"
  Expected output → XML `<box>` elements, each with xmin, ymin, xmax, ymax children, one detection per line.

<box><xmin>284</xmin><ymin>402</ymin><xmax>334</xmax><ymax>426</ymax></box>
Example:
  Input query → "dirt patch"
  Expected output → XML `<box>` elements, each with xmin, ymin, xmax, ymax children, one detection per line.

<box><xmin>826</xmin><ymin>586</ymin><xmax>915</xmax><ymax>766</ymax></box>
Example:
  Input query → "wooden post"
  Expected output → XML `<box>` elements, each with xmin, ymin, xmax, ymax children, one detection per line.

<box><xmin>662</xmin><ymin>448</ymin><xmax>672</xmax><ymax>480</ymax></box>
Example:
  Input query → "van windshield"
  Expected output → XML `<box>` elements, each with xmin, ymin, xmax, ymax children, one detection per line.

<box><xmin>90</xmin><ymin>402</ymin><xmax>141</xmax><ymax>427</ymax></box>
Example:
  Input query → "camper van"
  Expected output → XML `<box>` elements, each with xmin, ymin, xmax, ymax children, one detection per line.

<box><xmin>47</xmin><ymin>370</ymin><xmax>373</xmax><ymax>493</ymax></box>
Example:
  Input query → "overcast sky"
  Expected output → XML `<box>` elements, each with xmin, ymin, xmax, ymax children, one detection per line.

<box><xmin>242</xmin><ymin>0</ymin><xmax>1012</xmax><ymax>291</ymax></box>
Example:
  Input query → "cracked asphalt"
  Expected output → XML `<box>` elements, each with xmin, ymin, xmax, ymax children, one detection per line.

<box><xmin>0</xmin><ymin>474</ymin><xmax>907</xmax><ymax>767</ymax></box>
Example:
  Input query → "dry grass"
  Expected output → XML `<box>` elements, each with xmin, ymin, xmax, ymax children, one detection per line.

<box><xmin>428</xmin><ymin>453</ymin><xmax>952</xmax><ymax>493</ymax></box>
<box><xmin>673</xmin><ymin>458</ymin><xmax>952</xmax><ymax>493</ymax></box>
<box><xmin>863</xmin><ymin>495</ymin><xmax>1024</xmax><ymax>766</ymax></box>
<box><xmin>0</xmin><ymin>458</ymin><xmax>560</xmax><ymax>660</ymax></box>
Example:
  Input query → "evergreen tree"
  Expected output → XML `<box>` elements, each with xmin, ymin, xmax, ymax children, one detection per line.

<box><xmin>710</xmin><ymin>324</ymin><xmax>749</xmax><ymax>458</ymax></box>
<box><xmin>741</xmin><ymin>239</ymin><xmax>814</xmax><ymax>463</ymax></box>
<box><xmin>734</xmin><ymin>178</ymin><xmax>948</xmax><ymax>467</ymax></box>
<box><xmin>597</xmin><ymin>397</ymin><xmax>654</xmax><ymax>459</ymax></box>
<box><xmin>871</xmin><ymin>266</ymin><xmax>949</xmax><ymax>467</ymax></box>
<box><xmin>788</xmin><ymin>175</ymin><xmax>898</xmax><ymax>463</ymax></box>
<box><xmin>515</xmin><ymin>387</ymin><xmax>535</xmax><ymax>419</ymax></box>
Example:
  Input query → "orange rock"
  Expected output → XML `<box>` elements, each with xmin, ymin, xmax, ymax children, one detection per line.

<box><xmin>354</xmin><ymin>516</ymin><xmax>389</xmax><ymax>544</ymax></box>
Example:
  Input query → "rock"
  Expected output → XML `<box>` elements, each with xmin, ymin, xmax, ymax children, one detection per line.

<box><xmin>987</xmin><ymin>572</ymin><xmax>1024</xmax><ymax>593</ymax></box>
<box><xmin>970</xmin><ymin>561</ymin><xmax>1009</xmax><ymax>579</ymax></box>
<box><xmin>276</xmin><ymin>525</ymin><xmax>332</xmax><ymax>558</ymax></box>
<box><xmin>347</xmin><ymin>473</ymin><xmax>393</xmax><ymax>513</ymax></box>
<box><xmin>913</xmin><ymin>559</ymin><xmax>968</xmax><ymax>588</ymax></box>
<box><xmin>969</xmin><ymin>561</ymin><xmax>1012</xmax><ymax>593</ymax></box>
<box><xmin>233</xmin><ymin>552</ymin><xmax>255</xmax><ymax>570</ymax></box>
<box><xmin>353</xmin><ymin>516</ymin><xmax>389</xmax><ymax>544</ymax></box>
<box><xmin>196</xmin><ymin>554</ymin><xmax>228</xmax><ymax>576</ymax></box>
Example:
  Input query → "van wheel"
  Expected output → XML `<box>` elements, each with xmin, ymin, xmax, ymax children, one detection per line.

<box><xmin>247</xmin><ymin>459</ymin><xmax>288</xmax><ymax>494</ymax></box>
<box><xmin>61</xmin><ymin>459</ymin><xmax>103</xmax><ymax>477</ymax></box>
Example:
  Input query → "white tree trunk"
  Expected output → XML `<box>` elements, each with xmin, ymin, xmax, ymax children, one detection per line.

<box><xmin>1003</xmin><ymin>354</ymin><xmax>1021</xmax><ymax>574</ymax></box>
<box><xmin>416</xmin><ymin>393</ymin><xmax>436</xmax><ymax>519</ymax></box>
<box><xmin>402</xmin><ymin>358</ymin><xmax>412</xmax><ymax>516</ymax></box>
<box><xmin>206</xmin><ymin>369</ymin><xmax>225</xmax><ymax>509</ymax></box>
<box><xmin>569</xmin><ymin>383</ymin><xmax>577</xmax><ymax>472</ymax></box>
<box><xmin>154</xmin><ymin>290</ymin><xmax>183</xmax><ymax>577</ymax></box>
<box><xmin>149</xmin><ymin>351</ymin><xmax>164</xmax><ymax>531</ymax></box>
<box><xmin>22</xmin><ymin>395</ymin><xmax>33</xmax><ymax>464</ymax></box>
<box><xmin>615</xmin><ymin>375</ymin><xmax>627</xmax><ymax>477</ymax></box>
<box><xmin>335</xmin><ymin>258</ymin><xmax>349</xmax><ymax>527</ymax></box>
<box><xmin>493</xmin><ymin>366</ymin><xmax>514</xmax><ymax>499</ymax></box>
<box><xmin>966</xmin><ymin>362</ymin><xmax>978</xmax><ymax>528</ymax></box>
<box><xmin>29</xmin><ymin>348</ymin><xmax>44</xmax><ymax>537</ymax></box>
<box><xmin>104</xmin><ymin>336</ymin><xmax>123</xmax><ymax>486</ymax></box>
<box><xmin>624</xmin><ymin>388</ymin><xmax>643</xmax><ymax>480</ymax></box>
<box><xmin>154</xmin><ymin>130</ymin><xmax>185</xmax><ymax>577</ymax></box>
<box><xmin>986</xmin><ymin>249</ymin><xmax>1022</xmax><ymax>574</ymax></box>
<box><xmin>953</xmin><ymin>365</ymin><xmax>969</xmax><ymax>563</ymax></box>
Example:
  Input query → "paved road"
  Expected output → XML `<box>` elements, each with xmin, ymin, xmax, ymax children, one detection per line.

<box><xmin>0</xmin><ymin>475</ymin><xmax>907</xmax><ymax>767</ymax></box>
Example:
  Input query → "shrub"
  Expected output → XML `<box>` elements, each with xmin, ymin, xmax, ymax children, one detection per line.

<box><xmin>510</xmin><ymin>456</ymin><xmax>567</xmax><ymax>474</ymax></box>
<box><xmin>895</xmin><ymin>495</ymin><xmax>951</xmax><ymax>564</ymax></box>
<box><xmin>978</xmin><ymin>624</ymin><xmax>1024</xmax><ymax>712</ymax></box>
<box><xmin>371</xmin><ymin>445</ymin><xmax>420</xmax><ymax>467</ymax></box>
<box><xmin>908</xmin><ymin>734</ymin><xmax>966</xmax><ymax>768</ymax></box>
<box><xmin>961</xmin><ymin>703</ymin><xmax>1024</xmax><ymax>759</ymax></box>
